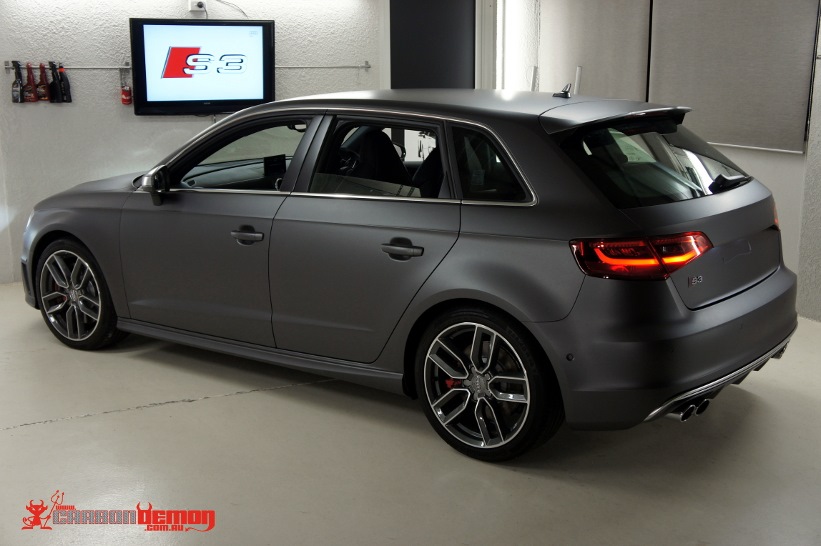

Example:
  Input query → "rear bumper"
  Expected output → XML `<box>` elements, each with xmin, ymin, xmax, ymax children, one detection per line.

<box><xmin>527</xmin><ymin>264</ymin><xmax>798</xmax><ymax>430</ymax></box>
<box><xmin>642</xmin><ymin>329</ymin><xmax>793</xmax><ymax>421</ymax></box>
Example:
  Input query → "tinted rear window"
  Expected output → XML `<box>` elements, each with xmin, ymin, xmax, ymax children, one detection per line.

<box><xmin>452</xmin><ymin>126</ymin><xmax>529</xmax><ymax>202</ymax></box>
<box><xmin>560</xmin><ymin>121</ymin><xmax>746</xmax><ymax>208</ymax></box>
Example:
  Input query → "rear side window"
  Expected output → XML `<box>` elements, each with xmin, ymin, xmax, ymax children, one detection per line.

<box><xmin>309</xmin><ymin>120</ymin><xmax>447</xmax><ymax>199</ymax></box>
<box><xmin>561</xmin><ymin>122</ymin><xmax>747</xmax><ymax>208</ymax></box>
<box><xmin>451</xmin><ymin>126</ymin><xmax>528</xmax><ymax>202</ymax></box>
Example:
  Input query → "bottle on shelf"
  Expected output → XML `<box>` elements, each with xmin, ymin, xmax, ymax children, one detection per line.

<box><xmin>36</xmin><ymin>63</ymin><xmax>51</xmax><ymax>101</ymax></box>
<box><xmin>58</xmin><ymin>63</ymin><xmax>72</xmax><ymax>103</ymax></box>
<box><xmin>120</xmin><ymin>68</ymin><xmax>132</xmax><ymax>105</ymax></box>
<box><xmin>23</xmin><ymin>62</ymin><xmax>38</xmax><ymax>102</ymax></box>
<box><xmin>11</xmin><ymin>60</ymin><xmax>24</xmax><ymax>103</ymax></box>
<box><xmin>48</xmin><ymin>62</ymin><xmax>63</xmax><ymax>103</ymax></box>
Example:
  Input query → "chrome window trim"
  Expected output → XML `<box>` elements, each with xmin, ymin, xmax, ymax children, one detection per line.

<box><xmin>155</xmin><ymin>105</ymin><xmax>538</xmax><ymax>207</ymax></box>
<box><xmin>140</xmin><ymin>184</ymin><xmax>534</xmax><ymax>206</ymax></box>
<box><xmin>167</xmin><ymin>188</ymin><xmax>291</xmax><ymax>196</ymax></box>
<box><xmin>288</xmin><ymin>191</ymin><xmax>460</xmax><ymax>205</ymax></box>
<box><xmin>460</xmin><ymin>199</ymin><xmax>535</xmax><ymax>207</ymax></box>
<box><xmin>287</xmin><ymin>191</ymin><xmax>537</xmax><ymax>208</ymax></box>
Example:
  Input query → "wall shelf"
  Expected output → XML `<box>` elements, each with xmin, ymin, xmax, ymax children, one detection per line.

<box><xmin>4</xmin><ymin>61</ymin><xmax>131</xmax><ymax>72</ymax></box>
<box><xmin>4</xmin><ymin>60</ymin><xmax>371</xmax><ymax>73</ymax></box>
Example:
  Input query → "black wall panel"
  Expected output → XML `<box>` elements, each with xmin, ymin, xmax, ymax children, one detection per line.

<box><xmin>390</xmin><ymin>0</ymin><xmax>476</xmax><ymax>89</ymax></box>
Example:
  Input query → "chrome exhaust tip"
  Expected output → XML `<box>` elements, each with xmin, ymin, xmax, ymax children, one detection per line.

<box><xmin>695</xmin><ymin>398</ymin><xmax>710</xmax><ymax>415</ymax></box>
<box><xmin>666</xmin><ymin>404</ymin><xmax>696</xmax><ymax>422</ymax></box>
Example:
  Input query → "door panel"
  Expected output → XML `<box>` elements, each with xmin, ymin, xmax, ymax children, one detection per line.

<box><xmin>270</xmin><ymin>195</ymin><xmax>459</xmax><ymax>362</ymax></box>
<box><xmin>120</xmin><ymin>115</ymin><xmax>317</xmax><ymax>346</ymax></box>
<box><xmin>121</xmin><ymin>191</ymin><xmax>284</xmax><ymax>346</ymax></box>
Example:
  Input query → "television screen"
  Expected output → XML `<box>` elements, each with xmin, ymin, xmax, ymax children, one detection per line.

<box><xmin>129</xmin><ymin>18</ymin><xmax>275</xmax><ymax>115</ymax></box>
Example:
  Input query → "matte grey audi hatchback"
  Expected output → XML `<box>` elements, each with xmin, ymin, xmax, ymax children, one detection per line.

<box><xmin>22</xmin><ymin>89</ymin><xmax>797</xmax><ymax>460</ymax></box>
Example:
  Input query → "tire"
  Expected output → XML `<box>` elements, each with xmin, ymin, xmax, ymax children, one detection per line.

<box><xmin>35</xmin><ymin>239</ymin><xmax>127</xmax><ymax>350</ymax></box>
<box><xmin>415</xmin><ymin>307</ymin><xmax>564</xmax><ymax>461</ymax></box>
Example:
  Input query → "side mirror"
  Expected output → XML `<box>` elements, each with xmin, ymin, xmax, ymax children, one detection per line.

<box><xmin>139</xmin><ymin>165</ymin><xmax>170</xmax><ymax>206</ymax></box>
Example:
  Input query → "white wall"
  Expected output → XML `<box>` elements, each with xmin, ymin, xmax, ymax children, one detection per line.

<box><xmin>799</xmin><ymin>56</ymin><xmax>821</xmax><ymax>321</ymax></box>
<box><xmin>0</xmin><ymin>0</ymin><xmax>385</xmax><ymax>283</ymax></box>
<box><xmin>0</xmin><ymin>131</ymin><xmax>10</xmax><ymax>282</ymax></box>
<box><xmin>714</xmin><ymin>146</ymin><xmax>805</xmax><ymax>273</ymax></box>
<box><xmin>538</xmin><ymin>0</ymin><xmax>649</xmax><ymax>100</ymax></box>
<box><xmin>497</xmin><ymin>0</ymin><xmax>540</xmax><ymax>90</ymax></box>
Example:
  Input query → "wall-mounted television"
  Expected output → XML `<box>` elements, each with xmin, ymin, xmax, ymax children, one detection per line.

<box><xmin>129</xmin><ymin>18</ymin><xmax>275</xmax><ymax>116</ymax></box>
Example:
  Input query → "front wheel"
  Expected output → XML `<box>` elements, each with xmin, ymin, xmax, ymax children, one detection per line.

<box><xmin>415</xmin><ymin>308</ymin><xmax>564</xmax><ymax>461</ymax></box>
<box><xmin>35</xmin><ymin>239</ymin><xmax>126</xmax><ymax>350</ymax></box>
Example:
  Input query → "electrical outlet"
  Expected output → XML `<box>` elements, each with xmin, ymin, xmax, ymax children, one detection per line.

<box><xmin>189</xmin><ymin>0</ymin><xmax>206</xmax><ymax>11</ymax></box>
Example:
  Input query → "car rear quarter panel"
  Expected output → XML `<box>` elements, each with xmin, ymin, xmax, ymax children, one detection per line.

<box><xmin>376</xmin><ymin>114</ymin><xmax>650</xmax><ymax>388</ymax></box>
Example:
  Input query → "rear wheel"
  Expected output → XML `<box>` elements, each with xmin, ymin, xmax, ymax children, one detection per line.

<box><xmin>36</xmin><ymin>239</ymin><xmax>126</xmax><ymax>350</ymax></box>
<box><xmin>415</xmin><ymin>308</ymin><xmax>563</xmax><ymax>461</ymax></box>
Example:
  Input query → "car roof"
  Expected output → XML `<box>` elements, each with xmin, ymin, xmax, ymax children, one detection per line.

<box><xmin>262</xmin><ymin>89</ymin><xmax>691</xmax><ymax>132</ymax></box>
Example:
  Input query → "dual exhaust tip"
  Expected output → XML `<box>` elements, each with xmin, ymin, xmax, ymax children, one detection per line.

<box><xmin>667</xmin><ymin>399</ymin><xmax>711</xmax><ymax>422</ymax></box>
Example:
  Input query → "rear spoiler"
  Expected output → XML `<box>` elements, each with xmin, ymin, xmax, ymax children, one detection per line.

<box><xmin>540</xmin><ymin>100</ymin><xmax>691</xmax><ymax>135</ymax></box>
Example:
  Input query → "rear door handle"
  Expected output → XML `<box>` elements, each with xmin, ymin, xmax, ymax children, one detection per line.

<box><xmin>381</xmin><ymin>238</ymin><xmax>424</xmax><ymax>260</ymax></box>
<box><xmin>231</xmin><ymin>227</ymin><xmax>264</xmax><ymax>245</ymax></box>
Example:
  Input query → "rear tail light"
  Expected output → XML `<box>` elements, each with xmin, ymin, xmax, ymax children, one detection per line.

<box><xmin>570</xmin><ymin>232</ymin><xmax>712</xmax><ymax>280</ymax></box>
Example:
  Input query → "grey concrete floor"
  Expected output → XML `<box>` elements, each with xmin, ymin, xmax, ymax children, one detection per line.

<box><xmin>0</xmin><ymin>281</ymin><xmax>819</xmax><ymax>545</ymax></box>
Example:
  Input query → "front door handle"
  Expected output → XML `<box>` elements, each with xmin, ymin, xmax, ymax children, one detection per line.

<box><xmin>231</xmin><ymin>226</ymin><xmax>264</xmax><ymax>245</ymax></box>
<box><xmin>381</xmin><ymin>238</ymin><xmax>424</xmax><ymax>260</ymax></box>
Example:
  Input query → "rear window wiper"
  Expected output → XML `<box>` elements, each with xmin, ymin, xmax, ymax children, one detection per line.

<box><xmin>709</xmin><ymin>173</ymin><xmax>752</xmax><ymax>194</ymax></box>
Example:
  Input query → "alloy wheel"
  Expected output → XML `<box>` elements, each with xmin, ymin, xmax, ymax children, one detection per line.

<box><xmin>423</xmin><ymin>322</ymin><xmax>530</xmax><ymax>449</ymax></box>
<box><xmin>39</xmin><ymin>250</ymin><xmax>102</xmax><ymax>342</ymax></box>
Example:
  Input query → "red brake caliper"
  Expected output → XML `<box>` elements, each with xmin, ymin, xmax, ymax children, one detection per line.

<box><xmin>56</xmin><ymin>282</ymin><xmax>67</xmax><ymax>303</ymax></box>
<box><xmin>444</xmin><ymin>378</ymin><xmax>462</xmax><ymax>389</ymax></box>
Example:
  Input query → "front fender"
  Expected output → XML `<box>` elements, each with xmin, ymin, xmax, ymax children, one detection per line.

<box><xmin>22</xmin><ymin>206</ymin><xmax>129</xmax><ymax>319</ymax></box>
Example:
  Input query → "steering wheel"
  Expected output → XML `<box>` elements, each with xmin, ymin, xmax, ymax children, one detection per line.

<box><xmin>338</xmin><ymin>148</ymin><xmax>360</xmax><ymax>175</ymax></box>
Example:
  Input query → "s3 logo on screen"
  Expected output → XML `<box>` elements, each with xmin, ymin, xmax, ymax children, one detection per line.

<box><xmin>161</xmin><ymin>47</ymin><xmax>246</xmax><ymax>78</ymax></box>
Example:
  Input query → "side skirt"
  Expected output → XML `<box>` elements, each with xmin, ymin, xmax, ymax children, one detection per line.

<box><xmin>117</xmin><ymin>318</ymin><xmax>405</xmax><ymax>395</ymax></box>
